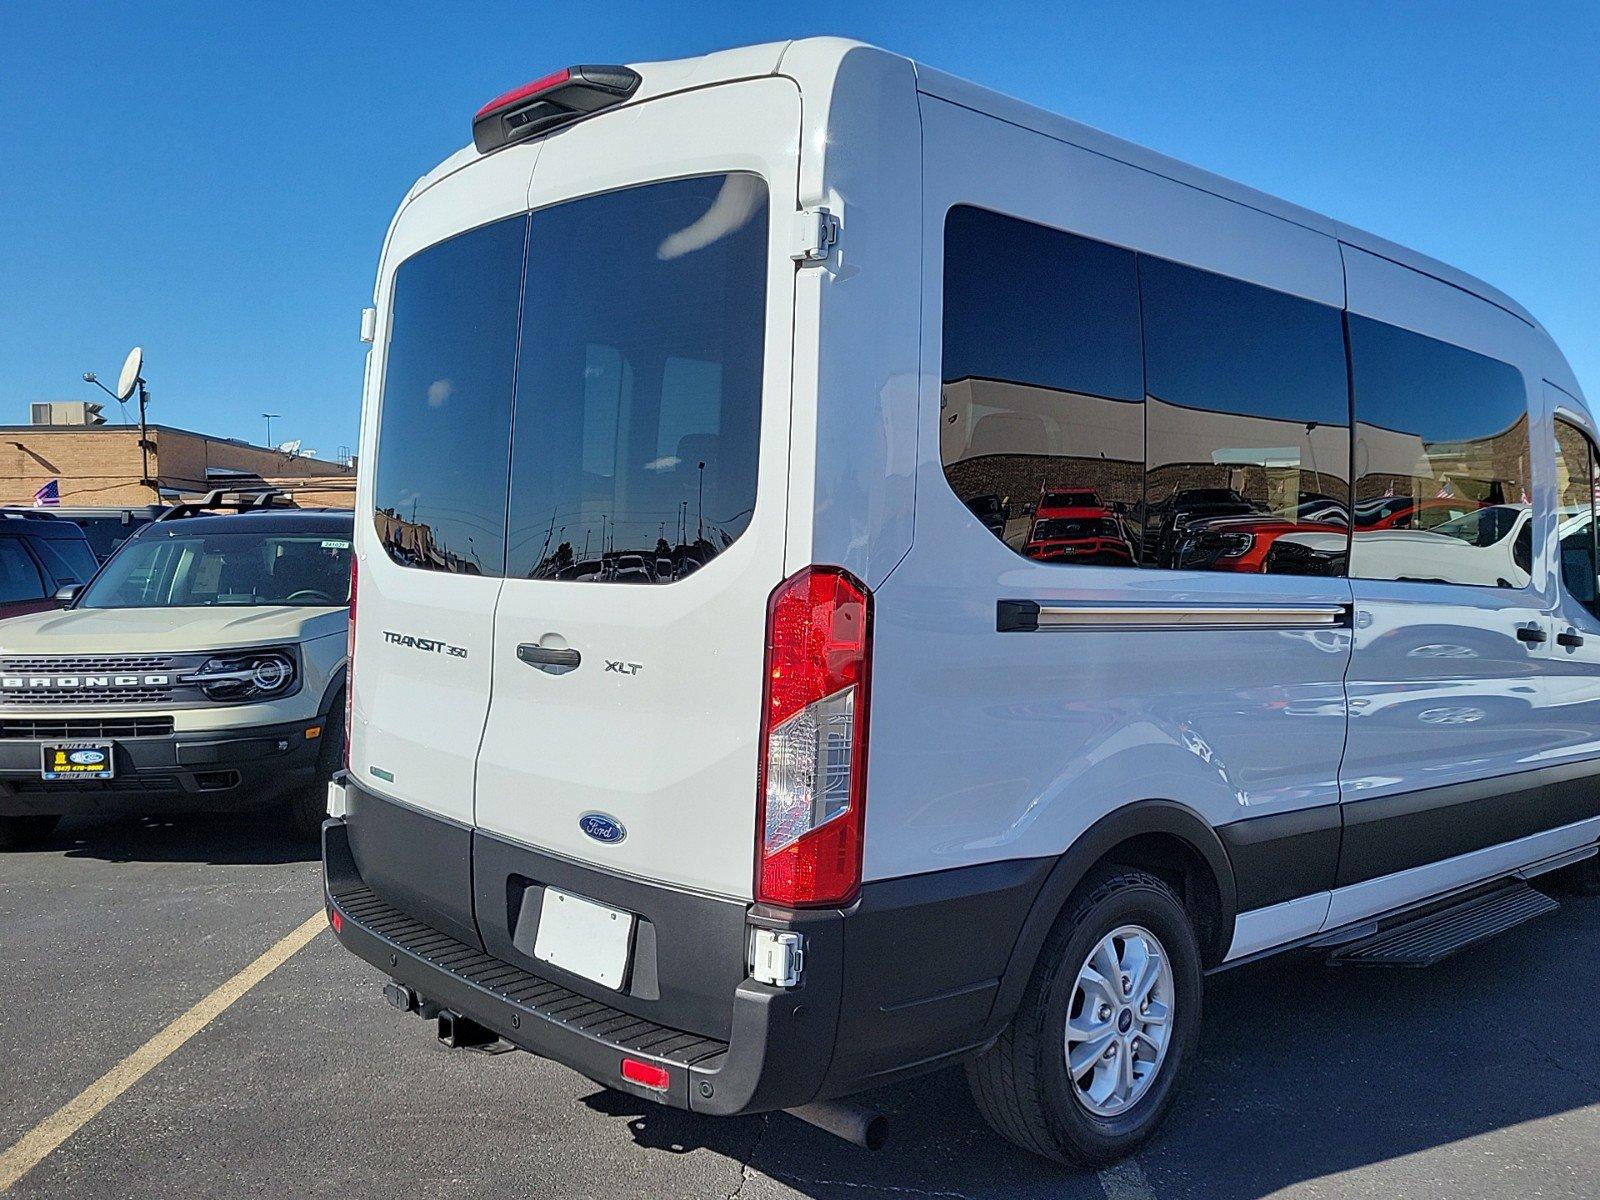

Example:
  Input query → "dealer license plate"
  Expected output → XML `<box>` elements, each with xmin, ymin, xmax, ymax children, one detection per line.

<box><xmin>41</xmin><ymin>742</ymin><xmax>115</xmax><ymax>781</ymax></box>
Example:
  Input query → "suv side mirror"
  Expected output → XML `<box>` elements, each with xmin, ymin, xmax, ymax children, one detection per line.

<box><xmin>54</xmin><ymin>583</ymin><xmax>81</xmax><ymax>605</ymax></box>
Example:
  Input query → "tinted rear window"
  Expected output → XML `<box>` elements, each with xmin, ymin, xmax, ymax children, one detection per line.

<box><xmin>372</xmin><ymin>214</ymin><xmax>526</xmax><ymax>574</ymax></box>
<box><xmin>372</xmin><ymin>175</ymin><xmax>769</xmax><ymax>583</ymax></box>
<box><xmin>506</xmin><ymin>174</ymin><xmax>769</xmax><ymax>582</ymax></box>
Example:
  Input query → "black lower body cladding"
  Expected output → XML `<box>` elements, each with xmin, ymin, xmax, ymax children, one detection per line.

<box><xmin>0</xmin><ymin>717</ymin><xmax>326</xmax><ymax>816</ymax></box>
<box><xmin>324</xmin><ymin>784</ymin><xmax>1055</xmax><ymax>1114</ymax></box>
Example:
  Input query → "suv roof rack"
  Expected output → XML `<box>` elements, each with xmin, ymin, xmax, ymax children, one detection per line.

<box><xmin>155</xmin><ymin>488</ymin><xmax>298</xmax><ymax>522</ymax></box>
<box><xmin>0</xmin><ymin>507</ymin><xmax>64</xmax><ymax>522</ymax></box>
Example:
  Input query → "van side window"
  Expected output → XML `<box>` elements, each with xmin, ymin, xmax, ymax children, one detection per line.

<box><xmin>940</xmin><ymin>206</ymin><xmax>1145</xmax><ymax>566</ymax></box>
<box><xmin>1348</xmin><ymin>317</ymin><xmax>1532</xmax><ymax>588</ymax></box>
<box><xmin>1139</xmin><ymin>258</ymin><xmax>1351</xmax><ymax>575</ymax></box>
<box><xmin>1555</xmin><ymin>418</ymin><xmax>1600</xmax><ymax>619</ymax></box>
<box><xmin>372</xmin><ymin>214</ymin><xmax>527</xmax><ymax>576</ymax></box>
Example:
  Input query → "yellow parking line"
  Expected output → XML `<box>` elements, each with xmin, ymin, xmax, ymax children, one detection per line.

<box><xmin>0</xmin><ymin>911</ymin><xmax>327</xmax><ymax>1193</ymax></box>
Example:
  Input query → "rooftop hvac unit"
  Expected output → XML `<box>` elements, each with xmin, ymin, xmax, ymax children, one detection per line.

<box><xmin>29</xmin><ymin>401</ymin><xmax>106</xmax><ymax>426</ymax></box>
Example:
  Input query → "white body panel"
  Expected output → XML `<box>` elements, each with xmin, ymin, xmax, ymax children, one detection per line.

<box><xmin>352</xmin><ymin>38</ymin><xmax>1597</xmax><ymax>964</ymax></box>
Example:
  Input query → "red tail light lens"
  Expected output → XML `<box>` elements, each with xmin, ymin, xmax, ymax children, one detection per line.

<box><xmin>756</xmin><ymin>566</ymin><xmax>872</xmax><ymax>908</ymax></box>
<box><xmin>620</xmin><ymin>1058</ymin><xmax>671</xmax><ymax>1091</ymax></box>
<box><xmin>343</xmin><ymin>557</ymin><xmax>357</xmax><ymax>773</ymax></box>
<box><xmin>472</xmin><ymin>65</ymin><xmax>642</xmax><ymax>154</ymax></box>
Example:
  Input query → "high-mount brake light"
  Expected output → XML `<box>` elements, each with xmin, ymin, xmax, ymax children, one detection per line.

<box><xmin>471</xmin><ymin>64</ymin><xmax>642</xmax><ymax>154</ymax></box>
<box><xmin>755</xmin><ymin>566</ymin><xmax>873</xmax><ymax>908</ymax></box>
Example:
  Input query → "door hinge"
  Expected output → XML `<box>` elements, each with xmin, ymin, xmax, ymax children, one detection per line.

<box><xmin>359</xmin><ymin>306</ymin><xmax>377</xmax><ymax>344</ymax></box>
<box><xmin>790</xmin><ymin>208</ymin><xmax>839</xmax><ymax>265</ymax></box>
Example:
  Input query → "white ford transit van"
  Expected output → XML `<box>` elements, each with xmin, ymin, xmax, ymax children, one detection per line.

<box><xmin>324</xmin><ymin>40</ymin><xmax>1600</xmax><ymax>1167</ymax></box>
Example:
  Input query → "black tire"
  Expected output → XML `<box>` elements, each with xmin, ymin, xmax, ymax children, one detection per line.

<box><xmin>966</xmin><ymin>866</ymin><xmax>1202</xmax><ymax>1169</ymax></box>
<box><xmin>1548</xmin><ymin>854</ymin><xmax>1600</xmax><ymax>897</ymax></box>
<box><xmin>288</xmin><ymin>700</ymin><xmax>343</xmax><ymax>843</ymax></box>
<box><xmin>0</xmin><ymin>814</ymin><xmax>62</xmax><ymax>851</ymax></box>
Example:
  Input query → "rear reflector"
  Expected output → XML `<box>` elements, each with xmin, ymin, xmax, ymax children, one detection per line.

<box><xmin>329</xmin><ymin>908</ymin><xmax>343</xmax><ymax>934</ymax></box>
<box><xmin>755</xmin><ymin>567</ymin><xmax>873</xmax><ymax>908</ymax></box>
<box><xmin>620</xmin><ymin>1057</ymin><xmax>671</xmax><ymax>1091</ymax></box>
<box><xmin>472</xmin><ymin>64</ymin><xmax>641</xmax><ymax>154</ymax></box>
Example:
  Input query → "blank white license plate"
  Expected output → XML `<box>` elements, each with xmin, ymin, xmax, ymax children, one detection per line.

<box><xmin>533</xmin><ymin>887</ymin><xmax>635</xmax><ymax>990</ymax></box>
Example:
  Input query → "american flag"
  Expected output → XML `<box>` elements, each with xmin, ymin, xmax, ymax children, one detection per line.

<box><xmin>32</xmin><ymin>479</ymin><xmax>59</xmax><ymax>507</ymax></box>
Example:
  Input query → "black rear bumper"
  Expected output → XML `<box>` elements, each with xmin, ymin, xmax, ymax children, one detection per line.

<box><xmin>324</xmin><ymin>817</ymin><xmax>834</xmax><ymax>1114</ymax></box>
<box><xmin>0</xmin><ymin>717</ymin><xmax>325</xmax><ymax>815</ymax></box>
<box><xmin>323</xmin><ymin>788</ymin><xmax>1053</xmax><ymax>1115</ymax></box>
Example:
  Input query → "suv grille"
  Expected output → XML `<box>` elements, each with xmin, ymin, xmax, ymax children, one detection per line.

<box><xmin>0</xmin><ymin>716</ymin><xmax>175</xmax><ymax>739</ymax></box>
<box><xmin>0</xmin><ymin>654</ymin><xmax>196</xmax><ymax>708</ymax></box>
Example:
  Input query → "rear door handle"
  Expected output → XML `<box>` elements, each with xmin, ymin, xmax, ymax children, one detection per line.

<box><xmin>1516</xmin><ymin>625</ymin><xmax>1548</xmax><ymax>645</ymax></box>
<box><xmin>1557</xmin><ymin>630</ymin><xmax>1585</xmax><ymax>648</ymax></box>
<box><xmin>517</xmin><ymin>644</ymin><xmax>580</xmax><ymax>674</ymax></box>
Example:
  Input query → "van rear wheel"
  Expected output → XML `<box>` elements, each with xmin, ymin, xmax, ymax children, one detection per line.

<box><xmin>0</xmin><ymin>814</ymin><xmax>61</xmax><ymax>851</ymax></box>
<box><xmin>966</xmin><ymin>867</ymin><xmax>1201</xmax><ymax>1169</ymax></box>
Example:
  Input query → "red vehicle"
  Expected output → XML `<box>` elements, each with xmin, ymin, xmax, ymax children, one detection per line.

<box><xmin>1355</xmin><ymin>497</ymin><xmax>1482</xmax><ymax>531</ymax></box>
<box><xmin>1171</xmin><ymin>506</ymin><xmax>1352</xmax><ymax>573</ymax></box>
<box><xmin>1022</xmin><ymin>508</ymin><xmax>1135</xmax><ymax>565</ymax></box>
<box><xmin>1035</xmin><ymin>488</ymin><xmax>1102</xmax><ymax>518</ymax></box>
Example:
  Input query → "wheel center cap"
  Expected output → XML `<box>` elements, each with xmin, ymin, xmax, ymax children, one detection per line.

<box><xmin>1117</xmin><ymin>1008</ymin><xmax>1134</xmax><ymax>1034</ymax></box>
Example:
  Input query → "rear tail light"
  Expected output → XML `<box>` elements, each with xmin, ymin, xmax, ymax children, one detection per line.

<box><xmin>756</xmin><ymin>567</ymin><xmax>872</xmax><ymax>908</ymax></box>
<box><xmin>343</xmin><ymin>557</ymin><xmax>357</xmax><ymax>773</ymax></box>
<box><xmin>472</xmin><ymin>65</ymin><xmax>641</xmax><ymax>154</ymax></box>
<box><xmin>620</xmin><ymin>1058</ymin><xmax>671</xmax><ymax>1092</ymax></box>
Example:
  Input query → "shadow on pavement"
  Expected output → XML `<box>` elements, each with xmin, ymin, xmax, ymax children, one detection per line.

<box><xmin>51</xmin><ymin>809</ymin><xmax>319</xmax><ymax>866</ymax></box>
<box><xmin>585</xmin><ymin>900</ymin><xmax>1599</xmax><ymax>1199</ymax></box>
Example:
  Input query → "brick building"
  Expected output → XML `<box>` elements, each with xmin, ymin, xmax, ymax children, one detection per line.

<box><xmin>0</xmin><ymin>423</ymin><xmax>355</xmax><ymax>509</ymax></box>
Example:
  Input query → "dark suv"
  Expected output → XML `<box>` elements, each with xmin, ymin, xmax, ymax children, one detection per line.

<box><xmin>0</xmin><ymin>512</ymin><xmax>100</xmax><ymax>621</ymax></box>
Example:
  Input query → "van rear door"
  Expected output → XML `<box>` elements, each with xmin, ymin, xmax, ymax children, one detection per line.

<box><xmin>473</xmin><ymin>80</ymin><xmax>800</xmax><ymax>900</ymax></box>
<box><xmin>350</xmin><ymin>144</ymin><xmax>541</xmax><ymax>943</ymax></box>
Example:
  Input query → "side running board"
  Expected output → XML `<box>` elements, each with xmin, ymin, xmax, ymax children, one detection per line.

<box><xmin>1326</xmin><ymin>879</ymin><xmax>1559</xmax><ymax>968</ymax></box>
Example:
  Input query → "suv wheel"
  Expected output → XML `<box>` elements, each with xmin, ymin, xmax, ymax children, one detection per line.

<box><xmin>967</xmin><ymin>867</ymin><xmax>1202</xmax><ymax>1168</ymax></box>
<box><xmin>0</xmin><ymin>814</ymin><xmax>61</xmax><ymax>851</ymax></box>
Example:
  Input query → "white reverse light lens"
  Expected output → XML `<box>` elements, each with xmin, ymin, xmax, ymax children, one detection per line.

<box><xmin>762</xmin><ymin>685</ymin><xmax>855</xmax><ymax>855</ymax></box>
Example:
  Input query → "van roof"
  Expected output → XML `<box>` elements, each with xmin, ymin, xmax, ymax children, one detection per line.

<box><xmin>406</xmin><ymin>37</ymin><xmax>1579</xmax><ymax>399</ymax></box>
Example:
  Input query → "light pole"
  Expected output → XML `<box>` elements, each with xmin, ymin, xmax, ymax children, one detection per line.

<box><xmin>262</xmin><ymin>413</ymin><xmax>281</xmax><ymax>448</ymax></box>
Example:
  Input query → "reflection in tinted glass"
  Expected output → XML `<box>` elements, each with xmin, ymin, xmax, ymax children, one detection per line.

<box><xmin>1141</xmin><ymin>258</ymin><xmax>1351</xmax><ymax>576</ymax></box>
<box><xmin>505</xmin><ymin>174</ymin><xmax>769</xmax><ymax>583</ymax></box>
<box><xmin>373</xmin><ymin>215</ymin><xmax>526</xmax><ymax>575</ymax></box>
<box><xmin>0</xmin><ymin>541</ymin><xmax>46</xmax><ymax>604</ymax></box>
<box><xmin>941</xmin><ymin>207</ymin><xmax>1144</xmax><ymax>565</ymax></box>
<box><xmin>1349</xmin><ymin>317</ymin><xmax>1531</xmax><ymax>587</ymax></box>
<box><xmin>1556</xmin><ymin>419</ymin><xmax>1600</xmax><ymax>618</ymax></box>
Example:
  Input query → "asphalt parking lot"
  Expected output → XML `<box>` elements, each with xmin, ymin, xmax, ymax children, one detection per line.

<box><xmin>2</xmin><ymin>812</ymin><xmax>1598</xmax><ymax>1200</ymax></box>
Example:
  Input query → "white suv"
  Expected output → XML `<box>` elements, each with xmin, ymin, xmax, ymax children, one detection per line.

<box><xmin>0</xmin><ymin>495</ymin><xmax>352</xmax><ymax>848</ymax></box>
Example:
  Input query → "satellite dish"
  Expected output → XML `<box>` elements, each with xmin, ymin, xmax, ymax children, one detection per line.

<box><xmin>116</xmin><ymin>347</ymin><xmax>144</xmax><ymax>401</ymax></box>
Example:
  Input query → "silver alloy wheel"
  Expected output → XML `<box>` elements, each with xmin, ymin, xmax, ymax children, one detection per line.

<box><xmin>1064</xmin><ymin>924</ymin><xmax>1175</xmax><ymax>1117</ymax></box>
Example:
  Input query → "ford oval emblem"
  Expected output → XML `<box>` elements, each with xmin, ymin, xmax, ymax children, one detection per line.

<box><xmin>68</xmin><ymin>749</ymin><xmax>106</xmax><ymax>765</ymax></box>
<box><xmin>578</xmin><ymin>812</ymin><xmax>626</xmax><ymax>844</ymax></box>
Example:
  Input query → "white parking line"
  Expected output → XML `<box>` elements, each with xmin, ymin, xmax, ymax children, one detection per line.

<box><xmin>0</xmin><ymin>911</ymin><xmax>327</xmax><ymax>1194</ymax></box>
<box><xmin>1098</xmin><ymin>1159</ymin><xmax>1158</xmax><ymax>1200</ymax></box>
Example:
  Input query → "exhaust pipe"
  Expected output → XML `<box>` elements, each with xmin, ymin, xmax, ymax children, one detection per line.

<box><xmin>787</xmin><ymin>1100</ymin><xmax>889</xmax><ymax>1151</ymax></box>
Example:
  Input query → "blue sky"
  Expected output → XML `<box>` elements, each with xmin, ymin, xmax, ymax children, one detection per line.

<box><xmin>3</xmin><ymin>2</ymin><xmax>1596</xmax><ymax>457</ymax></box>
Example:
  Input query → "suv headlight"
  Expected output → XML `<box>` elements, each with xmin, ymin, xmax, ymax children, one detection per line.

<box><xmin>184</xmin><ymin>648</ymin><xmax>300</xmax><ymax>702</ymax></box>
